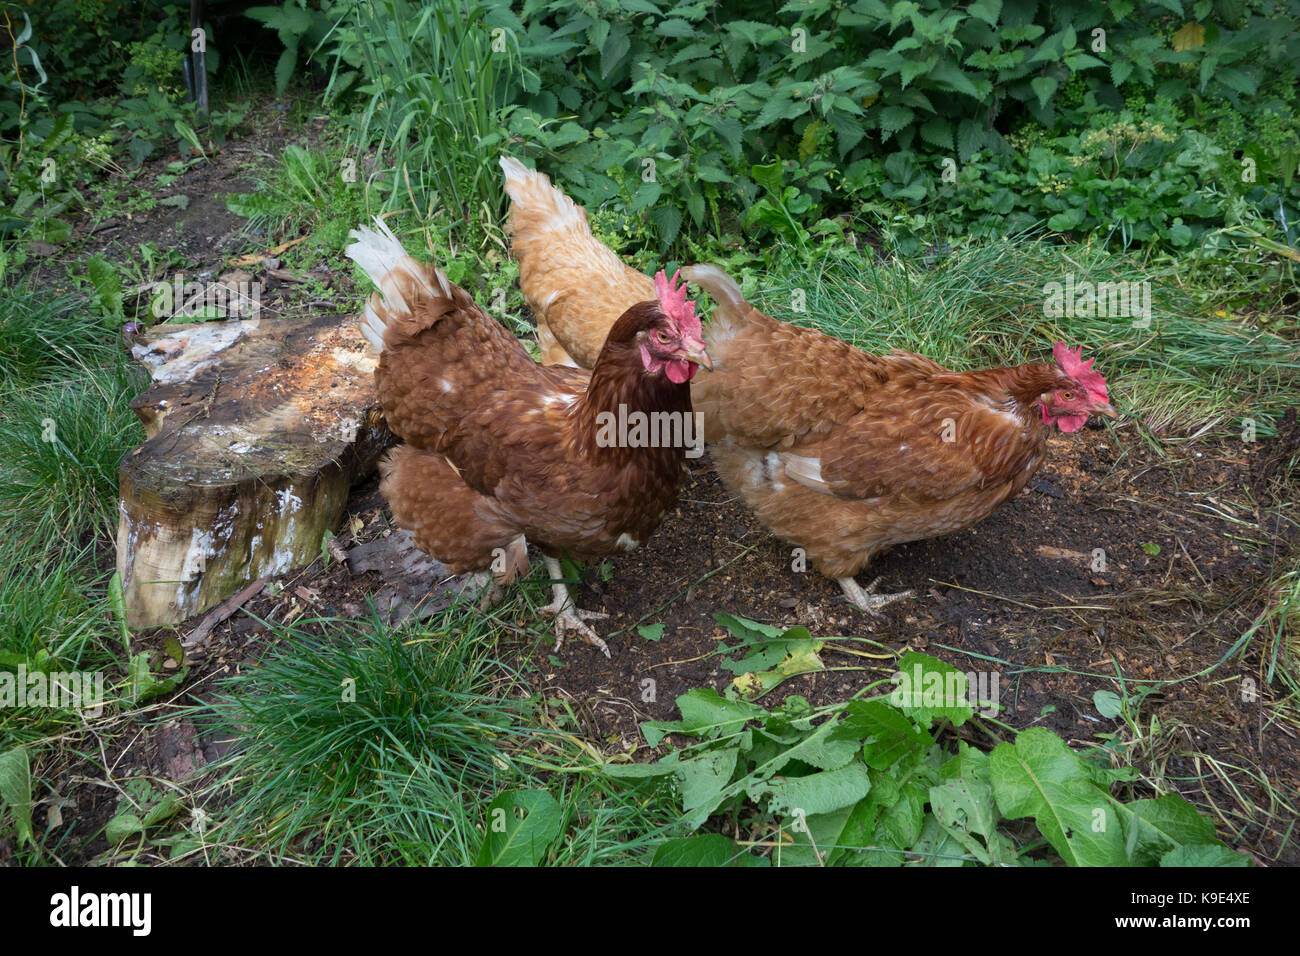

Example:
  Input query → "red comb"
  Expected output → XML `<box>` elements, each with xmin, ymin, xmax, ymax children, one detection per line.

<box><xmin>1053</xmin><ymin>342</ymin><xmax>1109</xmax><ymax>403</ymax></box>
<box><xmin>655</xmin><ymin>270</ymin><xmax>701</xmax><ymax>340</ymax></box>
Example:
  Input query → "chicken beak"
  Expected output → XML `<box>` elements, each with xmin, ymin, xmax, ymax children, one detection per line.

<box><xmin>1092</xmin><ymin>402</ymin><xmax>1119</xmax><ymax>420</ymax></box>
<box><xmin>678</xmin><ymin>341</ymin><xmax>713</xmax><ymax>371</ymax></box>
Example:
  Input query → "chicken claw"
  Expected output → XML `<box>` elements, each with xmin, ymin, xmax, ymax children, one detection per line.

<box><xmin>467</xmin><ymin>571</ymin><xmax>504</xmax><ymax>612</ymax></box>
<box><xmin>540</xmin><ymin>557</ymin><xmax>611</xmax><ymax>657</ymax></box>
<box><xmin>837</xmin><ymin>576</ymin><xmax>914</xmax><ymax>618</ymax></box>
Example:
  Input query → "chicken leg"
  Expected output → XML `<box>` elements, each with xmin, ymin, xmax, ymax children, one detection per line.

<box><xmin>540</xmin><ymin>556</ymin><xmax>611</xmax><ymax>657</ymax></box>
<box><xmin>837</xmin><ymin>576</ymin><xmax>914</xmax><ymax>617</ymax></box>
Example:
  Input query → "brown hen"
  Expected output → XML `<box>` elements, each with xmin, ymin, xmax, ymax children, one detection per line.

<box><xmin>346</xmin><ymin>218</ymin><xmax>710</xmax><ymax>654</ymax></box>
<box><xmin>683</xmin><ymin>265</ymin><xmax>1116</xmax><ymax>612</ymax></box>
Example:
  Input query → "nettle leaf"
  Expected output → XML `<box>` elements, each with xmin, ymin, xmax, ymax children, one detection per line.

<box><xmin>1030</xmin><ymin>75</ymin><xmax>1059</xmax><ymax>109</ymax></box>
<box><xmin>651</xmin><ymin>204</ymin><xmax>683</xmax><ymax>246</ymax></box>
<box><xmin>656</xmin><ymin>18</ymin><xmax>697</xmax><ymax>38</ymax></box>
<box><xmin>956</xmin><ymin>118</ymin><xmax>984</xmax><ymax>162</ymax></box>
<box><xmin>967</xmin><ymin>0</ymin><xmax>1002</xmax><ymax>26</ymax></box>
<box><xmin>919</xmin><ymin>116</ymin><xmax>954</xmax><ymax>149</ymax></box>
<box><xmin>686</xmin><ymin>191</ymin><xmax>706</xmax><ymax>227</ymax></box>
<box><xmin>879</xmin><ymin>105</ymin><xmax>915</xmax><ymax>141</ymax></box>
<box><xmin>709</xmin><ymin>116</ymin><xmax>744</xmax><ymax>158</ymax></box>
<box><xmin>600</xmin><ymin>25</ymin><xmax>632</xmax><ymax>78</ymax></box>
<box><xmin>828</xmin><ymin>110</ymin><xmax>868</xmax><ymax>157</ymax></box>
<box><xmin>927</xmin><ymin>59</ymin><xmax>980</xmax><ymax>97</ymax></box>
<box><xmin>652</xmin><ymin>834</ymin><xmax>767</xmax><ymax>866</ymax></box>
<box><xmin>627</xmin><ymin>180</ymin><xmax>663</xmax><ymax>212</ymax></box>
<box><xmin>990</xmin><ymin>728</ymin><xmax>1128</xmax><ymax>866</ymax></box>
<box><xmin>475</xmin><ymin>790</ymin><xmax>563</xmax><ymax>866</ymax></box>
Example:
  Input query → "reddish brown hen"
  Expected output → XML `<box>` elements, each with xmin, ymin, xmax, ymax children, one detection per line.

<box><xmin>346</xmin><ymin>218</ymin><xmax>711</xmax><ymax>654</ymax></box>
<box><xmin>682</xmin><ymin>265</ymin><xmax>1116</xmax><ymax>613</ymax></box>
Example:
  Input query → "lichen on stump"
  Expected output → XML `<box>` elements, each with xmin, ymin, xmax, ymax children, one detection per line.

<box><xmin>116</xmin><ymin>313</ymin><xmax>388</xmax><ymax>628</ymax></box>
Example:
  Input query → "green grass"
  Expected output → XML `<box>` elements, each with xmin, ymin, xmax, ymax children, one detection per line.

<box><xmin>0</xmin><ymin>357</ymin><xmax>145</xmax><ymax>549</ymax></box>
<box><xmin>192</xmin><ymin>604</ymin><xmax>685</xmax><ymax>865</ymax></box>
<box><xmin>342</xmin><ymin>0</ymin><xmax>521</xmax><ymax>233</ymax></box>
<box><xmin>0</xmin><ymin>282</ymin><xmax>119</xmax><ymax>387</ymax></box>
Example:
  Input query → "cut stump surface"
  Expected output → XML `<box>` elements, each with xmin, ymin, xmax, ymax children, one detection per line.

<box><xmin>117</xmin><ymin>313</ymin><xmax>387</xmax><ymax>628</ymax></box>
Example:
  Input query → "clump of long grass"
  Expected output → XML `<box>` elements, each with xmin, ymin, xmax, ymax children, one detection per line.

<box><xmin>0</xmin><ymin>357</ymin><xmax>145</xmax><ymax>549</ymax></box>
<box><xmin>338</xmin><ymin>0</ymin><xmax>523</xmax><ymax>231</ymax></box>
<box><xmin>196</xmin><ymin>608</ymin><xmax>538</xmax><ymax>864</ymax></box>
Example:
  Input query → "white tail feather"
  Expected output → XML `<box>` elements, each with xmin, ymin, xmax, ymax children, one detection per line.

<box><xmin>346</xmin><ymin>216</ymin><xmax>449</xmax><ymax>352</ymax></box>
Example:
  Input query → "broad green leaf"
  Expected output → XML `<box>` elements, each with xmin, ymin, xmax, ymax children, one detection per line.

<box><xmin>1093</xmin><ymin>690</ymin><xmax>1123</xmax><ymax>718</ymax></box>
<box><xmin>652</xmin><ymin>834</ymin><xmax>766</xmax><ymax>866</ymax></box>
<box><xmin>831</xmin><ymin>699</ymin><xmax>934</xmax><ymax>769</ymax></box>
<box><xmin>1161</xmin><ymin>844</ymin><xmax>1249</xmax><ymax>867</ymax></box>
<box><xmin>1118</xmin><ymin>794</ymin><xmax>1220</xmax><ymax>866</ymax></box>
<box><xmin>105</xmin><ymin>812</ymin><xmax>144</xmax><ymax>845</ymax></box>
<box><xmin>889</xmin><ymin>651</ymin><xmax>975</xmax><ymax>727</ymax></box>
<box><xmin>990</xmin><ymin>728</ymin><xmax>1128</xmax><ymax>866</ymax></box>
<box><xmin>758</xmin><ymin>762</ymin><xmax>872</xmax><ymax>817</ymax></box>
<box><xmin>0</xmin><ymin>748</ymin><xmax>33</xmax><ymax>846</ymax></box>
<box><xmin>930</xmin><ymin>776</ymin><xmax>1019</xmax><ymax>865</ymax></box>
<box><xmin>475</xmin><ymin>790</ymin><xmax>563</xmax><ymax>866</ymax></box>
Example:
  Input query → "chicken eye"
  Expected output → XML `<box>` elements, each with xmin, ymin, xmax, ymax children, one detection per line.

<box><xmin>655</xmin><ymin>330</ymin><xmax>672</xmax><ymax>344</ymax></box>
<box><xmin>1061</xmin><ymin>391</ymin><xmax>1074</xmax><ymax>401</ymax></box>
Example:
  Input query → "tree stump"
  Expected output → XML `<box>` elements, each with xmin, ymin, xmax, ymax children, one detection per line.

<box><xmin>116</xmin><ymin>313</ymin><xmax>387</xmax><ymax>628</ymax></box>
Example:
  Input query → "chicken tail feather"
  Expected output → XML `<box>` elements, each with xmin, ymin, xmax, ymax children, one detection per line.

<box><xmin>681</xmin><ymin>264</ymin><xmax>747</xmax><ymax>313</ymax></box>
<box><xmin>346</xmin><ymin>217</ymin><xmax>450</xmax><ymax>352</ymax></box>
<box><xmin>499</xmin><ymin>156</ymin><xmax>585</xmax><ymax>235</ymax></box>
